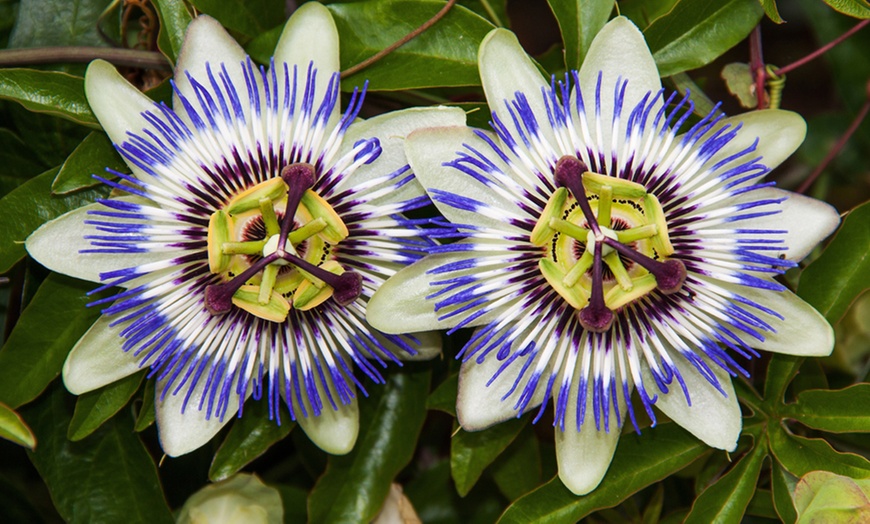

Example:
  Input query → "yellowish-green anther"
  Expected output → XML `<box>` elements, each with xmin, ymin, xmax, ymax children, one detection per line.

<box><xmin>604</xmin><ymin>273</ymin><xmax>657</xmax><ymax>310</ymax></box>
<box><xmin>549</xmin><ymin>218</ymin><xmax>589</xmax><ymax>241</ymax></box>
<box><xmin>258</xmin><ymin>264</ymin><xmax>280</xmax><ymax>305</ymax></box>
<box><xmin>288</xmin><ymin>217</ymin><xmax>327</xmax><ymax>245</ymax></box>
<box><xmin>643</xmin><ymin>194</ymin><xmax>674</xmax><ymax>256</ymax></box>
<box><xmin>226</xmin><ymin>178</ymin><xmax>288</xmax><ymax>215</ymax></box>
<box><xmin>616</xmin><ymin>224</ymin><xmax>659</xmax><ymax>244</ymax></box>
<box><xmin>603</xmin><ymin>252</ymin><xmax>633</xmax><ymax>291</ymax></box>
<box><xmin>232</xmin><ymin>285</ymin><xmax>291</xmax><ymax>322</ymax></box>
<box><xmin>539</xmin><ymin>258</ymin><xmax>590</xmax><ymax>309</ymax></box>
<box><xmin>301</xmin><ymin>190</ymin><xmax>349</xmax><ymax>243</ymax></box>
<box><xmin>562</xmin><ymin>249</ymin><xmax>594</xmax><ymax>288</ymax></box>
<box><xmin>582</xmin><ymin>172</ymin><xmax>647</xmax><ymax>198</ymax></box>
<box><xmin>597</xmin><ymin>185</ymin><xmax>613</xmax><ymax>226</ymax></box>
<box><xmin>207</xmin><ymin>210</ymin><xmax>233</xmax><ymax>274</ymax></box>
<box><xmin>530</xmin><ymin>187</ymin><xmax>568</xmax><ymax>246</ymax></box>
<box><xmin>293</xmin><ymin>260</ymin><xmax>344</xmax><ymax>311</ymax></box>
<box><xmin>274</xmin><ymin>270</ymin><xmax>306</xmax><ymax>295</ymax></box>
<box><xmin>259</xmin><ymin>197</ymin><xmax>280</xmax><ymax>236</ymax></box>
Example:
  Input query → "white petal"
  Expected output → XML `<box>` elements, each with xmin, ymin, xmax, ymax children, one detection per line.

<box><xmin>644</xmin><ymin>354</ymin><xmax>741</xmax><ymax>451</ymax></box>
<box><xmin>156</xmin><ymin>374</ymin><xmax>246</xmax><ymax>457</ymax></box>
<box><xmin>701</xmin><ymin>110</ymin><xmax>806</xmax><ymax>176</ymax></box>
<box><xmin>478</xmin><ymin>29</ymin><xmax>552</xmax><ymax>145</ymax></box>
<box><xmin>274</xmin><ymin>2</ymin><xmax>340</xmax><ymax>125</ymax></box>
<box><xmin>405</xmin><ymin>126</ymin><xmax>520</xmax><ymax>229</ymax></box>
<box><xmin>337</xmin><ymin>106</ymin><xmax>466</xmax><ymax>206</ymax></box>
<box><xmin>721</xmin><ymin>281</ymin><xmax>835</xmax><ymax>357</ymax></box>
<box><xmin>555</xmin><ymin>378</ymin><xmax>625</xmax><ymax>495</ymax></box>
<box><xmin>63</xmin><ymin>315</ymin><xmax>142</xmax><ymax>394</ymax></box>
<box><xmin>578</xmin><ymin>16</ymin><xmax>662</xmax><ymax>143</ymax></box>
<box><xmin>84</xmin><ymin>60</ymin><xmax>158</xmax><ymax>181</ymax></box>
<box><xmin>367</xmin><ymin>243</ymin><xmax>501</xmax><ymax>334</ymax></box>
<box><xmin>394</xmin><ymin>331</ymin><xmax>443</xmax><ymax>362</ymax></box>
<box><xmin>455</xmin><ymin>343</ymin><xmax>546</xmax><ymax>431</ymax></box>
<box><xmin>295</xmin><ymin>395</ymin><xmax>359</xmax><ymax>455</ymax></box>
<box><xmin>730</xmin><ymin>187</ymin><xmax>840</xmax><ymax>262</ymax></box>
<box><xmin>172</xmin><ymin>15</ymin><xmax>248</xmax><ymax>120</ymax></box>
<box><xmin>26</xmin><ymin>197</ymin><xmax>168</xmax><ymax>285</ymax></box>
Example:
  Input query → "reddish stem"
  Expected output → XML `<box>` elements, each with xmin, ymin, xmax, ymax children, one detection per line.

<box><xmin>796</xmin><ymin>96</ymin><xmax>870</xmax><ymax>195</ymax></box>
<box><xmin>749</xmin><ymin>25</ymin><xmax>767</xmax><ymax>109</ymax></box>
<box><xmin>772</xmin><ymin>19</ymin><xmax>869</xmax><ymax>77</ymax></box>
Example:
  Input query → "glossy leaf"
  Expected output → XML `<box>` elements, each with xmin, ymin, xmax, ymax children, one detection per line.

<box><xmin>771</xmin><ymin>461</ymin><xmax>799</xmax><ymax>524</ymax></box>
<box><xmin>823</xmin><ymin>0</ymin><xmax>870</xmax><ymax>18</ymax></box>
<box><xmin>52</xmin><ymin>132</ymin><xmax>126</xmax><ymax>195</ymax></box>
<box><xmin>759</xmin><ymin>0</ymin><xmax>785</xmax><ymax>22</ymax></box>
<box><xmin>22</xmin><ymin>384</ymin><xmax>173</xmax><ymax>524</ymax></box>
<box><xmin>793</xmin><ymin>471</ymin><xmax>870</xmax><ymax>522</ymax></box>
<box><xmin>0</xmin><ymin>401</ymin><xmax>36</xmax><ymax>449</ymax></box>
<box><xmin>684</xmin><ymin>437</ymin><xmax>767</xmax><ymax>523</ymax></box>
<box><xmin>798</xmin><ymin>201</ymin><xmax>870</xmax><ymax>325</ymax></box>
<box><xmin>134</xmin><ymin>379</ymin><xmax>156</xmax><ymax>432</ymax></box>
<box><xmin>68</xmin><ymin>371</ymin><xmax>145</xmax><ymax>441</ymax></box>
<box><xmin>452</xmin><ymin>417</ymin><xmax>525</xmax><ymax>496</ymax></box>
<box><xmin>188</xmin><ymin>0</ymin><xmax>284</xmax><ymax>39</ymax></box>
<box><xmin>490</xmin><ymin>425</ymin><xmax>542</xmax><ymax>501</ymax></box>
<box><xmin>620</xmin><ymin>0</ymin><xmax>680</xmax><ymax>28</ymax></box>
<box><xmin>768</xmin><ymin>423</ymin><xmax>870</xmax><ymax>479</ymax></box>
<box><xmin>644</xmin><ymin>0</ymin><xmax>764</xmax><ymax>77</ymax></box>
<box><xmin>427</xmin><ymin>372</ymin><xmax>458</xmax><ymax>416</ymax></box>
<box><xmin>209</xmin><ymin>400</ymin><xmax>295</xmax><ymax>482</ymax></box>
<box><xmin>308</xmin><ymin>368</ymin><xmax>431</xmax><ymax>524</ymax></box>
<box><xmin>669</xmin><ymin>72</ymin><xmax>721</xmax><ymax>116</ymax></box>
<box><xmin>498</xmin><ymin>424</ymin><xmax>709</xmax><ymax>523</ymax></box>
<box><xmin>0</xmin><ymin>69</ymin><xmax>98</xmax><ymax>127</ymax></box>
<box><xmin>546</xmin><ymin>0</ymin><xmax>613</xmax><ymax>70</ymax></box>
<box><xmin>0</xmin><ymin>129</ymin><xmax>46</xmax><ymax>197</ymax></box>
<box><xmin>276</xmin><ymin>484</ymin><xmax>308</xmax><ymax>523</ymax></box>
<box><xmin>0</xmin><ymin>166</ymin><xmax>108</xmax><ymax>273</ymax></box>
<box><xmin>9</xmin><ymin>0</ymin><xmax>109</xmax><ymax>48</ymax></box>
<box><xmin>329</xmin><ymin>0</ymin><xmax>494</xmax><ymax>91</ymax></box>
<box><xmin>0</xmin><ymin>274</ymin><xmax>104</xmax><ymax>408</ymax></box>
<box><xmin>763</xmin><ymin>354</ymin><xmax>802</xmax><ymax>406</ymax></box>
<box><xmin>152</xmin><ymin>0</ymin><xmax>193</xmax><ymax>63</ymax></box>
<box><xmin>783</xmin><ymin>384</ymin><xmax>870</xmax><ymax>433</ymax></box>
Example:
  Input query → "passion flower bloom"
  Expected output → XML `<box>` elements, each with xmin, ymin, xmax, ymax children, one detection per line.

<box><xmin>26</xmin><ymin>3</ymin><xmax>462</xmax><ymax>456</ymax></box>
<box><xmin>367</xmin><ymin>17</ymin><xmax>840</xmax><ymax>494</ymax></box>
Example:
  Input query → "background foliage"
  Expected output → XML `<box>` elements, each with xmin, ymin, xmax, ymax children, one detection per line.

<box><xmin>0</xmin><ymin>0</ymin><xmax>868</xmax><ymax>522</ymax></box>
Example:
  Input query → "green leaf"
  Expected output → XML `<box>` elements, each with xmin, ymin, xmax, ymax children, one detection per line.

<box><xmin>427</xmin><ymin>372</ymin><xmax>458</xmax><ymax>415</ymax></box>
<box><xmin>308</xmin><ymin>368</ymin><xmax>431</xmax><ymax>524</ymax></box>
<box><xmin>763</xmin><ymin>354</ymin><xmax>802</xmax><ymax>407</ymax></box>
<box><xmin>452</xmin><ymin>417</ymin><xmax>525</xmax><ymax>496</ymax></box>
<box><xmin>644</xmin><ymin>0</ymin><xmax>764</xmax><ymax>77</ymax></box>
<box><xmin>684</xmin><ymin>436</ymin><xmax>767</xmax><ymax>523</ymax></box>
<box><xmin>0</xmin><ymin>401</ymin><xmax>37</xmax><ymax>449</ymax></box>
<box><xmin>782</xmin><ymin>384</ymin><xmax>870</xmax><ymax>433</ymax></box>
<box><xmin>0</xmin><ymin>129</ymin><xmax>46</xmax><ymax>197</ymax></box>
<box><xmin>134</xmin><ymin>379</ymin><xmax>156</xmax><ymax>432</ymax></box>
<box><xmin>244</xmin><ymin>24</ymin><xmax>286</xmax><ymax>65</ymax></box>
<box><xmin>823</xmin><ymin>0</ymin><xmax>870</xmax><ymax>18</ymax></box>
<box><xmin>209</xmin><ymin>400</ymin><xmax>294</xmax><ymax>482</ymax></box>
<box><xmin>669</xmin><ymin>72</ymin><xmax>721</xmax><ymax>116</ymax></box>
<box><xmin>21</xmin><ymin>384</ymin><xmax>173</xmax><ymax>524</ymax></box>
<box><xmin>0</xmin><ymin>69</ymin><xmax>98</xmax><ymax>127</ymax></box>
<box><xmin>491</xmin><ymin>425</ymin><xmax>542</xmax><ymax>501</ymax></box>
<box><xmin>721</xmin><ymin>62</ymin><xmax>758</xmax><ymax>108</ymax></box>
<box><xmin>759</xmin><ymin>0</ymin><xmax>785</xmax><ymax>22</ymax></box>
<box><xmin>498</xmin><ymin>424</ymin><xmax>709</xmax><ymax>523</ymax></box>
<box><xmin>0</xmin><ymin>274</ymin><xmax>105</xmax><ymax>408</ymax></box>
<box><xmin>620</xmin><ymin>0</ymin><xmax>680</xmax><ymax>28</ymax></box>
<box><xmin>52</xmin><ymin>132</ymin><xmax>126</xmax><ymax>195</ymax></box>
<box><xmin>8</xmin><ymin>0</ymin><xmax>111</xmax><ymax>48</ymax></box>
<box><xmin>328</xmin><ymin>0</ymin><xmax>494</xmax><ymax>91</ymax></box>
<box><xmin>188</xmin><ymin>0</ymin><xmax>284</xmax><ymax>39</ymax></box>
<box><xmin>798</xmin><ymin>201</ymin><xmax>870</xmax><ymax>325</ymax></box>
<box><xmin>0</xmin><ymin>166</ymin><xmax>108</xmax><ymax>274</ymax></box>
<box><xmin>771</xmin><ymin>461</ymin><xmax>799</xmax><ymax>523</ymax></box>
<box><xmin>276</xmin><ymin>484</ymin><xmax>308</xmax><ymax>523</ymax></box>
<box><xmin>152</xmin><ymin>0</ymin><xmax>193</xmax><ymax>64</ymax></box>
<box><xmin>768</xmin><ymin>423</ymin><xmax>870</xmax><ymax>479</ymax></box>
<box><xmin>68</xmin><ymin>371</ymin><xmax>145</xmax><ymax>441</ymax></box>
<box><xmin>793</xmin><ymin>471</ymin><xmax>870</xmax><ymax>522</ymax></box>
<box><xmin>546</xmin><ymin>0</ymin><xmax>613</xmax><ymax>71</ymax></box>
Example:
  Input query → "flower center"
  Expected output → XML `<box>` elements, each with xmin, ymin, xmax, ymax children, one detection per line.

<box><xmin>531</xmin><ymin>155</ymin><xmax>686</xmax><ymax>332</ymax></box>
<box><xmin>203</xmin><ymin>163</ymin><xmax>362</xmax><ymax>322</ymax></box>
